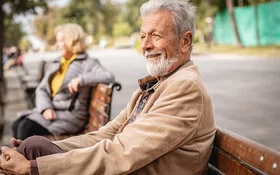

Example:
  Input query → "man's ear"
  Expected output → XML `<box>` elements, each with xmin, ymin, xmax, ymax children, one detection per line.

<box><xmin>180</xmin><ymin>31</ymin><xmax>192</xmax><ymax>53</ymax></box>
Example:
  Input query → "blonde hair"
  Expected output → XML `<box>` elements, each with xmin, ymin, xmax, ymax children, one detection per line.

<box><xmin>55</xmin><ymin>23</ymin><xmax>87</xmax><ymax>54</ymax></box>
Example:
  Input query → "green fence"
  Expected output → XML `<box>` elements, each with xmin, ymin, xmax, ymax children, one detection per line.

<box><xmin>214</xmin><ymin>1</ymin><xmax>280</xmax><ymax>46</ymax></box>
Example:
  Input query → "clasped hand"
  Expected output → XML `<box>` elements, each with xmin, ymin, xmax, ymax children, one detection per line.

<box><xmin>0</xmin><ymin>138</ymin><xmax>30</xmax><ymax>175</ymax></box>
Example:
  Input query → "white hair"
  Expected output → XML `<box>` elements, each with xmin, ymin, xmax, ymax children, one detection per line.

<box><xmin>140</xmin><ymin>0</ymin><xmax>196</xmax><ymax>52</ymax></box>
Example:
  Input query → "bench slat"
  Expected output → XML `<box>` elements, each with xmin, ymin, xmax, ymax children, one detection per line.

<box><xmin>91</xmin><ymin>91</ymin><xmax>111</xmax><ymax>104</ymax></box>
<box><xmin>92</xmin><ymin>84</ymin><xmax>112</xmax><ymax>96</ymax></box>
<box><xmin>90</xmin><ymin>99</ymin><xmax>109</xmax><ymax>115</ymax></box>
<box><xmin>209</xmin><ymin>128</ymin><xmax>280</xmax><ymax>175</ymax></box>
<box><xmin>209</xmin><ymin>147</ymin><xmax>260</xmax><ymax>175</ymax></box>
<box><xmin>87</xmin><ymin>106</ymin><xmax>109</xmax><ymax>132</ymax></box>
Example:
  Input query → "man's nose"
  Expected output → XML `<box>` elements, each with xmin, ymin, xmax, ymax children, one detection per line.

<box><xmin>141</xmin><ymin>36</ymin><xmax>154</xmax><ymax>51</ymax></box>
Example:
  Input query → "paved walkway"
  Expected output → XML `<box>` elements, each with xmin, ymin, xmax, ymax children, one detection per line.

<box><xmin>0</xmin><ymin>68</ymin><xmax>28</xmax><ymax>146</ymax></box>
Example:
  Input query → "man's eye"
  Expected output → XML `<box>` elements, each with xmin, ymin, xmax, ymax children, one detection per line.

<box><xmin>141</xmin><ymin>36</ymin><xmax>145</xmax><ymax>40</ymax></box>
<box><xmin>152</xmin><ymin>34</ymin><xmax>161</xmax><ymax>40</ymax></box>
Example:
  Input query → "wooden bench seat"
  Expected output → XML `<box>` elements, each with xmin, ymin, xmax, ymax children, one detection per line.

<box><xmin>208</xmin><ymin>128</ymin><xmax>280</xmax><ymax>175</ymax></box>
<box><xmin>45</xmin><ymin>82</ymin><xmax>121</xmax><ymax>141</ymax></box>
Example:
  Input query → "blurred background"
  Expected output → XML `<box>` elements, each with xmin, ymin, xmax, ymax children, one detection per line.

<box><xmin>1</xmin><ymin>0</ymin><xmax>279</xmax><ymax>54</ymax></box>
<box><xmin>0</xmin><ymin>0</ymin><xmax>279</xmax><ymax>151</ymax></box>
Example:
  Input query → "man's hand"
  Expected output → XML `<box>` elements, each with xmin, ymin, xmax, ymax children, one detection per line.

<box><xmin>68</xmin><ymin>76</ymin><xmax>81</xmax><ymax>94</ymax></box>
<box><xmin>1</xmin><ymin>146</ymin><xmax>31</xmax><ymax>175</ymax></box>
<box><xmin>10</xmin><ymin>138</ymin><xmax>22</xmax><ymax>148</ymax></box>
<box><xmin>42</xmin><ymin>108</ymin><xmax>56</xmax><ymax>120</ymax></box>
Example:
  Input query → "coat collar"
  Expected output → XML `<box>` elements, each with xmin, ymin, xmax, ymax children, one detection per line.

<box><xmin>53</xmin><ymin>52</ymin><xmax>88</xmax><ymax>63</ymax></box>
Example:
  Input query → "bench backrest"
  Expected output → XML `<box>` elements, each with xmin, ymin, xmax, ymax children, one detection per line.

<box><xmin>208</xmin><ymin>128</ymin><xmax>280</xmax><ymax>175</ymax></box>
<box><xmin>83</xmin><ymin>82</ymin><xmax>121</xmax><ymax>133</ymax></box>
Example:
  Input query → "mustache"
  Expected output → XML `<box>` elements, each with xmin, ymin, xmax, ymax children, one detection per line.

<box><xmin>144</xmin><ymin>51</ymin><xmax>163</xmax><ymax>58</ymax></box>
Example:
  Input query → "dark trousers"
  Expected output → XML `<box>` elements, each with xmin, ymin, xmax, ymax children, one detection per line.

<box><xmin>12</xmin><ymin>117</ymin><xmax>52</xmax><ymax>140</ymax></box>
<box><xmin>17</xmin><ymin>136</ymin><xmax>64</xmax><ymax>160</ymax></box>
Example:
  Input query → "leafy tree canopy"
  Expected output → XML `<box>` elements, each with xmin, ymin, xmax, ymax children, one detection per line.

<box><xmin>3</xmin><ymin>0</ymin><xmax>49</xmax><ymax>16</ymax></box>
<box><xmin>4</xmin><ymin>17</ymin><xmax>25</xmax><ymax>47</ymax></box>
<box><xmin>1</xmin><ymin>0</ymin><xmax>49</xmax><ymax>47</ymax></box>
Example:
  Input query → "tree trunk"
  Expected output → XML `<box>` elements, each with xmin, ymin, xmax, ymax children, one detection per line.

<box><xmin>0</xmin><ymin>0</ymin><xmax>5</xmax><ymax>124</ymax></box>
<box><xmin>238</xmin><ymin>0</ymin><xmax>244</xmax><ymax>7</ymax></box>
<box><xmin>226</xmin><ymin>0</ymin><xmax>243</xmax><ymax>48</ymax></box>
<box><xmin>207</xmin><ymin>0</ymin><xmax>213</xmax><ymax>5</ymax></box>
<box><xmin>0</xmin><ymin>0</ymin><xmax>4</xmax><ymax>81</ymax></box>
<box><xmin>253</xmin><ymin>0</ymin><xmax>260</xmax><ymax>46</ymax></box>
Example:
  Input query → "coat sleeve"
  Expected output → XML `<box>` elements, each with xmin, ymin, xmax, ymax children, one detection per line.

<box><xmin>53</xmin><ymin>108</ymin><xmax>128</xmax><ymax>151</ymax></box>
<box><xmin>53</xmin><ymin>89</ymin><xmax>141</xmax><ymax>150</ymax></box>
<box><xmin>79</xmin><ymin>58</ymin><xmax>115</xmax><ymax>86</ymax></box>
<box><xmin>36</xmin><ymin>80</ymin><xmax>204</xmax><ymax>175</ymax></box>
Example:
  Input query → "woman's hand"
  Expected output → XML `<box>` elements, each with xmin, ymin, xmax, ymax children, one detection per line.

<box><xmin>68</xmin><ymin>76</ymin><xmax>81</xmax><ymax>94</ymax></box>
<box><xmin>42</xmin><ymin>108</ymin><xmax>56</xmax><ymax>120</ymax></box>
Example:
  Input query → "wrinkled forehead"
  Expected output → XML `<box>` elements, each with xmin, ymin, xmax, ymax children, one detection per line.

<box><xmin>141</xmin><ymin>10</ymin><xmax>174</xmax><ymax>33</ymax></box>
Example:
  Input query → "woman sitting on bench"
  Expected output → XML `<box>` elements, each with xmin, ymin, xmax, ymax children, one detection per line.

<box><xmin>12</xmin><ymin>23</ymin><xmax>115</xmax><ymax>140</ymax></box>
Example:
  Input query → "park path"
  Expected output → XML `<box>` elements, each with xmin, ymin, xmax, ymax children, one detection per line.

<box><xmin>0</xmin><ymin>68</ymin><xmax>28</xmax><ymax>146</ymax></box>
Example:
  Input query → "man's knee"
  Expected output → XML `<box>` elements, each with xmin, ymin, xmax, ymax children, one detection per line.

<box><xmin>17</xmin><ymin>136</ymin><xmax>51</xmax><ymax>159</ymax></box>
<box><xmin>22</xmin><ymin>136</ymin><xmax>50</xmax><ymax>148</ymax></box>
<box><xmin>17</xmin><ymin>136</ymin><xmax>64</xmax><ymax>160</ymax></box>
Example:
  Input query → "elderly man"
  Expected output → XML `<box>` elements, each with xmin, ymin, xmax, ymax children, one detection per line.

<box><xmin>0</xmin><ymin>0</ymin><xmax>216</xmax><ymax>174</ymax></box>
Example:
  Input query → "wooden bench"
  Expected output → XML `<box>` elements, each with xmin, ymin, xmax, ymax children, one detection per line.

<box><xmin>18</xmin><ymin>60</ymin><xmax>47</xmax><ymax>108</ymax></box>
<box><xmin>208</xmin><ymin>128</ymin><xmax>280</xmax><ymax>175</ymax></box>
<box><xmin>19</xmin><ymin>60</ymin><xmax>46</xmax><ymax>85</ymax></box>
<box><xmin>45</xmin><ymin>82</ymin><xmax>122</xmax><ymax>141</ymax></box>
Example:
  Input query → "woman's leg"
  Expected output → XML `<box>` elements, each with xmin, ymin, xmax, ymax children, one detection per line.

<box><xmin>11</xmin><ymin>117</ymin><xmax>26</xmax><ymax>138</ymax></box>
<box><xmin>17</xmin><ymin>136</ymin><xmax>64</xmax><ymax>160</ymax></box>
<box><xmin>16</xmin><ymin>118</ymin><xmax>52</xmax><ymax>140</ymax></box>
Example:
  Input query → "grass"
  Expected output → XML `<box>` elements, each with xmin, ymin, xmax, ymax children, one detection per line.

<box><xmin>193</xmin><ymin>43</ymin><xmax>280</xmax><ymax>58</ymax></box>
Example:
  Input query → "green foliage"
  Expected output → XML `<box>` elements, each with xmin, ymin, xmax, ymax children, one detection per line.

<box><xmin>247</xmin><ymin>0</ymin><xmax>275</xmax><ymax>5</ymax></box>
<box><xmin>134</xmin><ymin>37</ymin><xmax>142</xmax><ymax>52</ymax></box>
<box><xmin>4</xmin><ymin>17</ymin><xmax>25</xmax><ymax>47</ymax></box>
<box><xmin>2</xmin><ymin>0</ymin><xmax>48</xmax><ymax>47</ymax></box>
<box><xmin>52</xmin><ymin>0</ymin><xmax>121</xmax><ymax>41</ymax></box>
<box><xmin>33</xmin><ymin>7</ymin><xmax>57</xmax><ymax>47</ymax></box>
<box><xmin>193</xmin><ymin>33</ymin><xmax>200</xmax><ymax>43</ymax></box>
<box><xmin>25</xmin><ymin>0</ymin><xmax>279</xmax><ymax>50</ymax></box>
<box><xmin>124</xmin><ymin>0</ymin><xmax>148</xmax><ymax>33</ymax></box>
<box><xmin>101</xmin><ymin>2</ymin><xmax>121</xmax><ymax>37</ymax></box>
<box><xmin>194</xmin><ymin>1</ymin><xmax>218</xmax><ymax>32</ymax></box>
<box><xmin>113</xmin><ymin>22</ymin><xmax>133</xmax><ymax>37</ymax></box>
<box><xmin>3</xmin><ymin>0</ymin><xmax>48</xmax><ymax>16</ymax></box>
<box><xmin>19</xmin><ymin>37</ymin><xmax>32</xmax><ymax>52</ymax></box>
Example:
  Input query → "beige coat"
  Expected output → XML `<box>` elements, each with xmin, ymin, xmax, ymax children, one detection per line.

<box><xmin>36</xmin><ymin>61</ymin><xmax>216</xmax><ymax>175</ymax></box>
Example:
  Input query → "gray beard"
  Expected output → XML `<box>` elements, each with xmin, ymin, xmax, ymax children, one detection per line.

<box><xmin>145</xmin><ymin>54</ymin><xmax>178</xmax><ymax>77</ymax></box>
